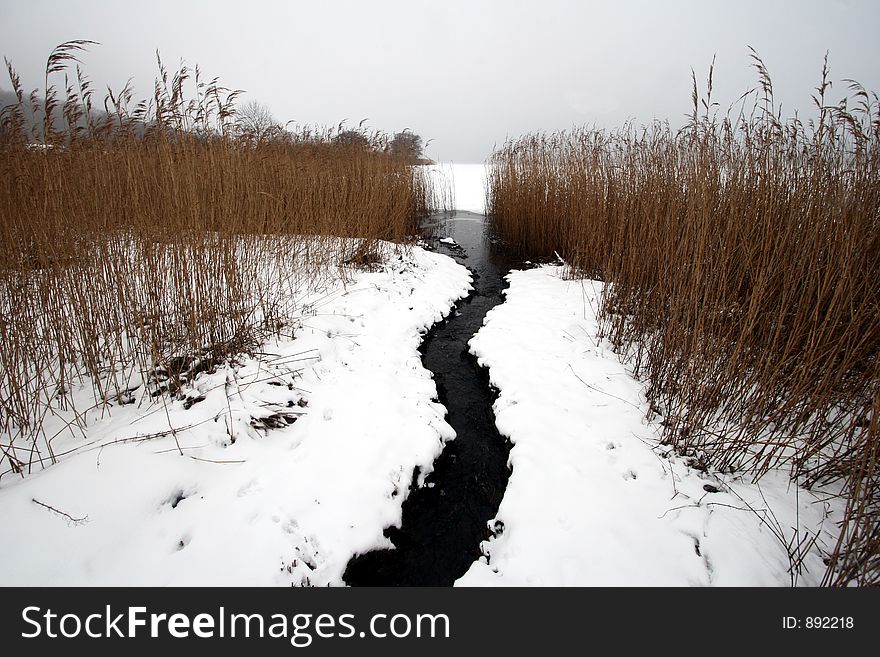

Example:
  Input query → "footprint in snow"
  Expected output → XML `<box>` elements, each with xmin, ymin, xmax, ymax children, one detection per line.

<box><xmin>236</xmin><ymin>479</ymin><xmax>261</xmax><ymax>497</ymax></box>
<box><xmin>161</xmin><ymin>487</ymin><xmax>194</xmax><ymax>511</ymax></box>
<box><xmin>174</xmin><ymin>533</ymin><xmax>191</xmax><ymax>552</ymax></box>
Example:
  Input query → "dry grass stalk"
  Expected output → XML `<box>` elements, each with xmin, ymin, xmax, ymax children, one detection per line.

<box><xmin>486</xmin><ymin>53</ymin><xmax>880</xmax><ymax>585</ymax></box>
<box><xmin>0</xmin><ymin>43</ymin><xmax>449</xmax><ymax>477</ymax></box>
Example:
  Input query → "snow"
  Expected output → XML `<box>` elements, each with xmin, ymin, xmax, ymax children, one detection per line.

<box><xmin>456</xmin><ymin>266</ymin><xmax>843</xmax><ymax>587</ymax></box>
<box><xmin>0</xmin><ymin>243</ymin><xmax>472</xmax><ymax>585</ymax></box>
<box><xmin>424</xmin><ymin>163</ymin><xmax>488</xmax><ymax>214</ymax></box>
<box><xmin>1</xmin><ymin>158</ymin><xmax>844</xmax><ymax>587</ymax></box>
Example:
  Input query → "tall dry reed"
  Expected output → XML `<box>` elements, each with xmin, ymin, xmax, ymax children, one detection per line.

<box><xmin>0</xmin><ymin>42</ymin><xmax>449</xmax><ymax>477</ymax></box>
<box><xmin>487</xmin><ymin>52</ymin><xmax>880</xmax><ymax>585</ymax></box>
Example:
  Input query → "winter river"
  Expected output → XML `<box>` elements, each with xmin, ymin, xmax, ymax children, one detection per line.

<box><xmin>344</xmin><ymin>212</ymin><xmax>516</xmax><ymax>585</ymax></box>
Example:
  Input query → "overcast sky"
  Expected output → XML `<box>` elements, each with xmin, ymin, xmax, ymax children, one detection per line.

<box><xmin>2</xmin><ymin>0</ymin><xmax>878</xmax><ymax>161</ymax></box>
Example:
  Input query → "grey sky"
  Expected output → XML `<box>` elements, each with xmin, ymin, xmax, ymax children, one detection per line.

<box><xmin>2</xmin><ymin>0</ymin><xmax>878</xmax><ymax>161</ymax></box>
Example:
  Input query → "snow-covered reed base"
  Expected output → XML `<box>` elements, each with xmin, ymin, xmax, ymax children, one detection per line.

<box><xmin>0</xmin><ymin>244</ymin><xmax>471</xmax><ymax>585</ymax></box>
<box><xmin>458</xmin><ymin>266</ymin><xmax>843</xmax><ymax>586</ymax></box>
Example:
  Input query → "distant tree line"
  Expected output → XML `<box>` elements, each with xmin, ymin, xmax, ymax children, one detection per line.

<box><xmin>0</xmin><ymin>43</ymin><xmax>433</xmax><ymax>164</ymax></box>
<box><xmin>331</xmin><ymin>126</ymin><xmax>430</xmax><ymax>163</ymax></box>
<box><xmin>1</xmin><ymin>90</ymin><xmax>433</xmax><ymax>164</ymax></box>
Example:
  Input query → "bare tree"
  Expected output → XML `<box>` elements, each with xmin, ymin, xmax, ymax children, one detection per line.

<box><xmin>235</xmin><ymin>100</ymin><xmax>280</xmax><ymax>141</ymax></box>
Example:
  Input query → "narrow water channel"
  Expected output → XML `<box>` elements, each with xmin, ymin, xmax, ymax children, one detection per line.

<box><xmin>343</xmin><ymin>212</ymin><xmax>516</xmax><ymax>586</ymax></box>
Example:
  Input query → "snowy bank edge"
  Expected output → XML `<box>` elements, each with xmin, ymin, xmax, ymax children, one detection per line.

<box><xmin>456</xmin><ymin>265</ymin><xmax>841</xmax><ymax>587</ymax></box>
<box><xmin>0</xmin><ymin>244</ymin><xmax>473</xmax><ymax>586</ymax></box>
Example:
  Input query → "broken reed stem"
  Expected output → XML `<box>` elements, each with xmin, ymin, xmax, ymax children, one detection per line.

<box><xmin>31</xmin><ymin>497</ymin><xmax>88</xmax><ymax>525</ymax></box>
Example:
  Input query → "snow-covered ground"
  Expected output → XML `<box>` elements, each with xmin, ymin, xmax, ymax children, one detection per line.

<box><xmin>456</xmin><ymin>267</ymin><xmax>843</xmax><ymax>586</ymax></box>
<box><xmin>1</xmin><ymin>162</ymin><xmax>842</xmax><ymax>587</ymax></box>
<box><xmin>0</xmin><ymin>244</ymin><xmax>471</xmax><ymax>585</ymax></box>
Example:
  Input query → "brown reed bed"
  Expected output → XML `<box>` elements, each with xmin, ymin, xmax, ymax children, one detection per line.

<box><xmin>0</xmin><ymin>42</ymin><xmax>449</xmax><ymax>477</ymax></box>
<box><xmin>486</xmin><ymin>53</ymin><xmax>880</xmax><ymax>585</ymax></box>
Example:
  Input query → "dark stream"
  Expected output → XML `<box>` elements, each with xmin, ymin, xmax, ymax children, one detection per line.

<box><xmin>343</xmin><ymin>212</ymin><xmax>517</xmax><ymax>586</ymax></box>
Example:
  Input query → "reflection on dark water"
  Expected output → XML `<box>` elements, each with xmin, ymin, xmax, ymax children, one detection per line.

<box><xmin>343</xmin><ymin>212</ymin><xmax>516</xmax><ymax>586</ymax></box>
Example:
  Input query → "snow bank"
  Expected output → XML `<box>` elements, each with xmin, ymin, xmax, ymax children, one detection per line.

<box><xmin>0</xmin><ymin>244</ymin><xmax>471</xmax><ymax>586</ymax></box>
<box><xmin>457</xmin><ymin>266</ymin><xmax>841</xmax><ymax>586</ymax></box>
